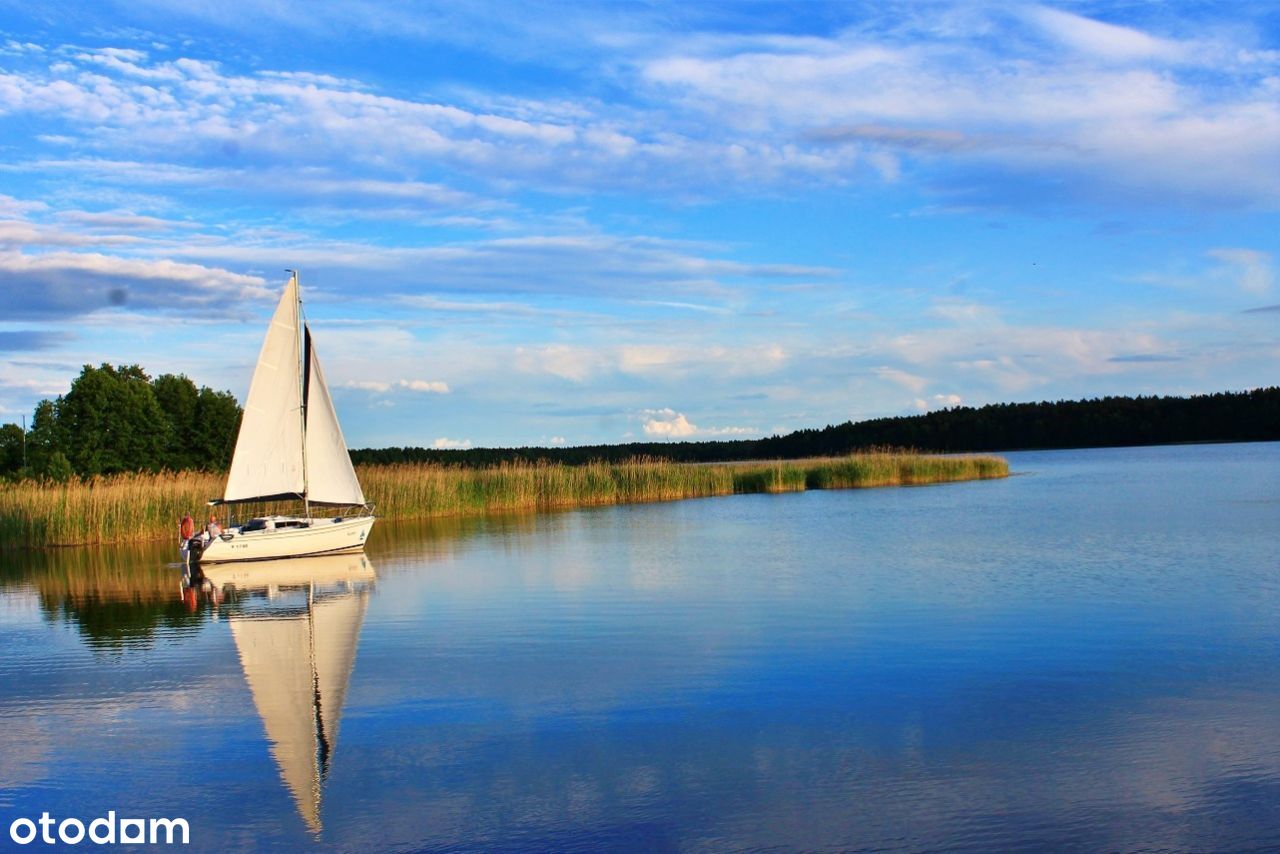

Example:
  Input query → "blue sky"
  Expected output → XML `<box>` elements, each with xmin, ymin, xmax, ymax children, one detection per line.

<box><xmin>0</xmin><ymin>1</ymin><xmax>1276</xmax><ymax>449</ymax></box>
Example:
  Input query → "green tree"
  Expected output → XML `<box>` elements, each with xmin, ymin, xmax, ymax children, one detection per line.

<box><xmin>152</xmin><ymin>373</ymin><xmax>200</xmax><ymax>470</ymax></box>
<box><xmin>26</xmin><ymin>399</ymin><xmax>65</xmax><ymax>477</ymax></box>
<box><xmin>191</xmin><ymin>387</ymin><xmax>241</xmax><ymax>468</ymax></box>
<box><xmin>18</xmin><ymin>365</ymin><xmax>244</xmax><ymax>477</ymax></box>
<box><xmin>45</xmin><ymin>450</ymin><xmax>73</xmax><ymax>482</ymax></box>
<box><xmin>58</xmin><ymin>364</ymin><xmax>169</xmax><ymax>475</ymax></box>
<box><xmin>0</xmin><ymin>422</ymin><xmax>24</xmax><ymax>475</ymax></box>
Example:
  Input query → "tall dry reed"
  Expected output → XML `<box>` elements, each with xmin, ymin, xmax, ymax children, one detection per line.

<box><xmin>0</xmin><ymin>452</ymin><xmax>1008</xmax><ymax>548</ymax></box>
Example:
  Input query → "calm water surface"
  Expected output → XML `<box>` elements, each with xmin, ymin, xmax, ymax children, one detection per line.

<box><xmin>1</xmin><ymin>443</ymin><xmax>1279</xmax><ymax>851</ymax></box>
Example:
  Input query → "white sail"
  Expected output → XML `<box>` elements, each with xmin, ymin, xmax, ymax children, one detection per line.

<box><xmin>230</xmin><ymin>614</ymin><xmax>322</xmax><ymax>833</ymax></box>
<box><xmin>226</xmin><ymin>557</ymin><xmax>374</xmax><ymax>834</ymax></box>
<box><xmin>304</xmin><ymin>329</ymin><xmax>366</xmax><ymax>506</ymax></box>
<box><xmin>310</xmin><ymin>592</ymin><xmax>368</xmax><ymax>756</ymax></box>
<box><xmin>223</xmin><ymin>277</ymin><xmax>305</xmax><ymax>502</ymax></box>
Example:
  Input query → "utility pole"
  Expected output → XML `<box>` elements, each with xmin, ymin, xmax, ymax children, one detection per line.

<box><xmin>20</xmin><ymin>413</ymin><xmax>26</xmax><ymax>471</ymax></box>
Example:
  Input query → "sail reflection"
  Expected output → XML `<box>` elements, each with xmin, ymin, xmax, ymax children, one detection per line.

<box><xmin>203</xmin><ymin>554</ymin><xmax>376</xmax><ymax>834</ymax></box>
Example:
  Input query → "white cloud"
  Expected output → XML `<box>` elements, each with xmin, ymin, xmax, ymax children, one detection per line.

<box><xmin>343</xmin><ymin>380</ymin><xmax>392</xmax><ymax>392</ymax></box>
<box><xmin>17</xmin><ymin>159</ymin><xmax>493</xmax><ymax>212</ymax></box>
<box><xmin>617</xmin><ymin>345</ymin><xmax>686</xmax><ymax>374</ymax></box>
<box><xmin>154</xmin><ymin>228</ymin><xmax>832</xmax><ymax>301</ymax></box>
<box><xmin>4</xmin><ymin>23</ymin><xmax>1271</xmax><ymax>208</ymax></box>
<box><xmin>871</xmin><ymin>312</ymin><xmax>1182</xmax><ymax>396</ymax></box>
<box><xmin>641</xmin><ymin>408</ymin><xmax>756</xmax><ymax>439</ymax></box>
<box><xmin>642</xmin><ymin>408</ymin><xmax>698</xmax><ymax>437</ymax></box>
<box><xmin>638</xmin><ymin>14</ymin><xmax>1280</xmax><ymax>207</ymax></box>
<box><xmin>401</xmin><ymin>295</ymin><xmax>572</xmax><ymax>318</ymax></box>
<box><xmin>1208</xmin><ymin>248</ymin><xmax>1274</xmax><ymax>295</ymax></box>
<box><xmin>283</xmin><ymin>176</ymin><xmax>490</xmax><ymax>208</ymax></box>
<box><xmin>914</xmin><ymin>393</ymin><xmax>964</xmax><ymax>411</ymax></box>
<box><xmin>0</xmin><ymin>194</ymin><xmax>47</xmax><ymax>217</ymax></box>
<box><xmin>1</xmin><ymin>15</ymin><xmax>1269</xmax><ymax>214</ymax></box>
<box><xmin>515</xmin><ymin>342</ymin><xmax>789</xmax><ymax>383</ymax></box>
<box><xmin>53</xmin><ymin>209</ymin><xmax>198</xmax><ymax>232</ymax></box>
<box><xmin>875</xmin><ymin>366</ymin><xmax>928</xmax><ymax>393</ymax></box>
<box><xmin>431</xmin><ymin>437</ymin><xmax>472</xmax><ymax>449</ymax></box>
<box><xmin>0</xmin><ymin>48</ymin><xmax>755</xmax><ymax>194</ymax></box>
<box><xmin>617</xmin><ymin>343</ymin><xmax>787</xmax><ymax>379</ymax></box>
<box><xmin>0</xmin><ymin>219</ymin><xmax>143</xmax><ymax>247</ymax></box>
<box><xmin>515</xmin><ymin>344</ymin><xmax>604</xmax><ymax>382</ymax></box>
<box><xmin>928</xmin><ymin>299</ymin><xmax>999</xmax><ymax>325</ymax></box>
<box><xmin>341</xmin><ymin>378</ymin><xmax>450</xmax><ymax>394</ymax></box>
<box><xmin>1021</xmin><ymin>6</ymin><xmax>1189</xmax><ymax>63</ymax></box>
<box><xmin>0</xmin><ymin>188</ymin><xmax>832</xmax><ymax>317</ymax></box>
<box><xmin>0</xmin><ymin>250</ymin><xmax>269</xmax><ymax>319</ymax></box>
<box><xmin>400</xmin><ymin>379</ymin><xmax>450</xmax><ymax>393</ymax></box>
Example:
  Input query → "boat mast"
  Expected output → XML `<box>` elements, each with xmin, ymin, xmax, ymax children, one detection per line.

<box><xmin>290</xmin><ymin>269</ymin><xmax>311</xmax><ymax>520</ymax></box>
<box><xmin>308</xmin><ymin>582</ymin><xmax>331</xmax><ymax>779</ymax></box>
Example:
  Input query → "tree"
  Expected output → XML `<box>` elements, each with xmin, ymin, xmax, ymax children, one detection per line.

<box><xmin>26</xmin><ymin>399</ymin><xmax>64</xmax><ymax>477</ymax></box>
<box><xmin>16</xmin><ymin>364</ymin><xmax>244</xmax><ymax>478</ymax></box>
<box><xmin>0</xmin><ymin>422</ymin><xmax>24</xmax><ymax>475</ymax></box>
<box><xmin>191</xmin><ymin>387</ymin><xmax>241</xmax><ymax>469</ymax></box>
<box><xmin>57</xmin><ymin>364</ymin><xmax>169</xmax><ymax>475</ymax></box>
<box><xmin>152</xmin><ymin>373</ymin><xmax>200</xmax><ymax>470</ymax></box>
<box><xmin>45</xmin><ymin>451</ymin><xmax>73</xmax><ymax>482</ymax></box>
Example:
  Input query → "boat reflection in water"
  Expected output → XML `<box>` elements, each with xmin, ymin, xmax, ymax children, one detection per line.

<box><xmin>193</xmin><ymin>554</ymin><xmax>376</xmax><ymax>834</ymax></box>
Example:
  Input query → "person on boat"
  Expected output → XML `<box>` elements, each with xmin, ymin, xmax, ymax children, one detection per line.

<box><xmin>206</xmin><ymin>515</ymin><xmax>222</xmax><ymax>539</ymax></box>
<box><xmin>180</xmin><ymin>512</ymin><xmax>195</xmax><ymax>543</ymax></box>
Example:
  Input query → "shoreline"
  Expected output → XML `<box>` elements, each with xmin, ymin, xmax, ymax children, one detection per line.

<box><xmin>0</xmin><ymin>452</ymin><xmax>1009</xmax><ymax>550</ymax></box>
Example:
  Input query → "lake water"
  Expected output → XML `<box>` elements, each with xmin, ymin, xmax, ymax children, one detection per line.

<box><xmin>1</xmin><ymin>442</ymin><xmax>1278</xmax><ymax>851</ymax></box>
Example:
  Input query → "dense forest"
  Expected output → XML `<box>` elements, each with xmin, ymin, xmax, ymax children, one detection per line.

<box><xmin>0</xmin><ymin>364</ymin><xmax>241</xmax><ymax>480</ymax></box>
<box><xmin>3</xmin><ymin>374</ymin><xmax>1277</xmax><ymax>479</ymax></box>
<box><xmin>351</xmin><ymin>387</ymin><xmax>1280</xmax><ymax>466</ymax></box>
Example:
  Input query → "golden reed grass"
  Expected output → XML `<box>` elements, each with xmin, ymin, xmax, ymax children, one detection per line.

<box><xmin>0</xmin><ymin>453</ymin><xmax>1008</xmax><ymax>548</ymax></box>
<box><xmin>11</xmin><ymin>541</ymin><xmax>182</xmax><ymax>602</ymax></box>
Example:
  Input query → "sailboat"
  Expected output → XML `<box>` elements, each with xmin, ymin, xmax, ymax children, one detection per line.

<box><xmin>186</xmin><ymin>271</ymin><xmax>375</xmax><ymax>564</ymax></box>
<box><xmin>205</xmin><ymin>554</ymin><xmax>376</xmax><ymax>834</ymax></box>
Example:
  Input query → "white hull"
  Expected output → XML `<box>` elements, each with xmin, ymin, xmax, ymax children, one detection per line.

<box><xmin>197</xmin><ymin>515</ymin><xmax>375</xmax><ymax>563</ymax></box>
<box><xmin>201</xmin><ymin>552</ymin><xmax>377</xmax><ymax>590</ymax></box>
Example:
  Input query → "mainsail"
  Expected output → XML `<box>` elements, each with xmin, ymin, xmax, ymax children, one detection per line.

<box><xmin>230</xmin><ymin>614</ymin><xmax>321</xmax><ymax>830</ymax></box>
<box><xmin>223</xmin><ymin>276</ymin><xmax>304</xmax><ymax>502</ymax></box>
<box><xmin>221</xmin><ymin>273</ymin><xmax>364</xmax><ymax>506</ymax></box>
<box><xmin>225</xmin><ymin>555</ymin><xmax>375</xmax><ymax>834</ymax></box>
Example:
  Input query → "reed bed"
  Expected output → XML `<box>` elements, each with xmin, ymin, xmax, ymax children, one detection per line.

<box><xmin>5</xmin><ymin>542</ymin><xmax>184</xmax><ymax>603</ymax></box>
<box><xmin>0</xmin><ymin>452</ymin><xmax>1008</xmax><ymax>549</ymax></box>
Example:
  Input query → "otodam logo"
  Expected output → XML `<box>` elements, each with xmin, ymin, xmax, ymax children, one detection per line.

<box><xmin>8</xmin><ymin>812</ymin><xmax>189</xmax><ymax>845</ymax></box>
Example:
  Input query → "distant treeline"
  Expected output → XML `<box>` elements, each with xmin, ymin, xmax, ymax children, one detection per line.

<box><xmin>5</xmin><ymin>375</ymin><xmax>1277</xmax><ymax>480</ymax></box>
<box><xmin>0</xmin><ymin>364</ymin><xmax>241</xmax><ymax>480</ymax></box>
<box><xmin>351</xmin><ymin>388</ymin><xmax>1280</xmax><ymax>466</ymax></box>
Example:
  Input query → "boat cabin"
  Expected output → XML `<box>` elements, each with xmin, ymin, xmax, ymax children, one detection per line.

<box><xmin>239</xmin><ymin>516</ymin><xmax>313</xmax><ymax>533</ymax></box>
